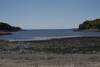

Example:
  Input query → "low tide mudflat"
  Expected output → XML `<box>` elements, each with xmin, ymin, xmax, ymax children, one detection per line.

<box><xmin>0</xmin><ymin>37</ymin><xmax>100</xmax><ymax>67</ymax></box>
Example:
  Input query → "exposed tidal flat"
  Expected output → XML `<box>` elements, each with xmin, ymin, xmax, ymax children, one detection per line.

<box><xmin>0</xmin><ymin>37</ymin><xmax>100</xmax><ymax>67</ymax></box>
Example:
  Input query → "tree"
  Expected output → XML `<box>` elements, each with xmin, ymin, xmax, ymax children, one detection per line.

<box><xmin>0</xmin><ymin>22</ymin><xmax>22</xmax><ymax>32</ymax></box>
<box><xmin>79</xmin><ymin>19</ymin><xmax>100</xmax><ymax>30</ymax></box>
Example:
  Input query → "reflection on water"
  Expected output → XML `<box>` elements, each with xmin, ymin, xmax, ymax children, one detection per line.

<box><xmin>0</xmin><ymin>29</ymin><xmax>100</xmax><ymax>41</ymax></box>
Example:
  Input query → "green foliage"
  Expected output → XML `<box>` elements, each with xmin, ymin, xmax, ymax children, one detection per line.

<box><xmin>0</xmin><ymin>22</ymin><xmax>22</xmax><ymax>32</ymax></box>
<box><xmin>79</xmin><ymin>19</ymin><xmax>100</xmax><ymax>30</ymax></box>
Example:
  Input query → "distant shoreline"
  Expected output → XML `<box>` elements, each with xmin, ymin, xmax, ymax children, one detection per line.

<box><xmin>74</xmin><ymin>28</ymin><xmax>100</xmax><ymax>32</ymax></box>
<box><xmin>0</xmin><ymin>31</ymin><xmax>12</xmax><ymax>35</ymax></box>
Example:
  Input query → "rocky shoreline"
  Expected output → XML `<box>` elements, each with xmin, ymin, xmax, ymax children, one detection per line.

<box><xmin>0</xmin><ymin>37</ymin><xmax>100</xmax><ymax>54</ymax></box>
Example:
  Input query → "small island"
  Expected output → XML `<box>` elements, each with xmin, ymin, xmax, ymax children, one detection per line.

<box><xmin>79</xmin><ymin>19</ymin><xmax>100</xmax><ymax>31</ymax></box>
<box><xmin>0</xmin><ymin>22</ymin><xmax>22</xmax><ymax>35</ymax></box>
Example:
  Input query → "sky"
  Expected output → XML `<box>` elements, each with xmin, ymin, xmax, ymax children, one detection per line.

<box><xmin>0</xmin><ymin>0</ymin><xmax>100</xmax><ymax>29</ymax></box>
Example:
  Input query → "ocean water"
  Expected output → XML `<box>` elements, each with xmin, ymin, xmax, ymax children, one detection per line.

<box><xmin>0</xmin><ymin>29</ymin><xmax>100</xmax><ymax>41</ymax></box>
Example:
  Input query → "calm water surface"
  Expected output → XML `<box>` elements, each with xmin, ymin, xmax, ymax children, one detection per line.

<box><xmin>0</xmin><ymin>29</ymin><xmax>100</xmax><ymax>41</ymax></box>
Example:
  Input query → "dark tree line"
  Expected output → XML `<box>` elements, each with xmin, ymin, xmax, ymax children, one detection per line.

<box><xmin>79</xmin><ymin>19</ymin><xmax>100</xmax><ymax>30</ymax></box>
<box><xmin>0</xmin><ymin>22</ymin><xmax>22</xmax><ymax>32</ymax></box>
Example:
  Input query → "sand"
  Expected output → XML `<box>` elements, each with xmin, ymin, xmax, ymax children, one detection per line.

<box><xmin>0</xmin><ymin>52</ymin><xmax>100</xmax><ymax>67</ymax></box>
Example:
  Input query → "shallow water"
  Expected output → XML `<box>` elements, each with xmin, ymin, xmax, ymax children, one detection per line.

<box><xmin>0</xmin><ymin>29</ymin><xmax>100</xmax><ymax>41</ymax></box>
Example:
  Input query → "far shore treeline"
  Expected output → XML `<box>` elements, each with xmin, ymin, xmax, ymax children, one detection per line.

<box><xmin>79</xmin><ymin>19</ymin><xmax>100</xmax><ymax>31</ymax></box>
<box><xmin>0</xmin><ymin>18</ymin><xmax>100</xmax><ymax>32</ymax></box>
<box><xmin>0</xmin><ymin>22</ymin><xmax>22</xmax><ymax>32</ymax></box>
